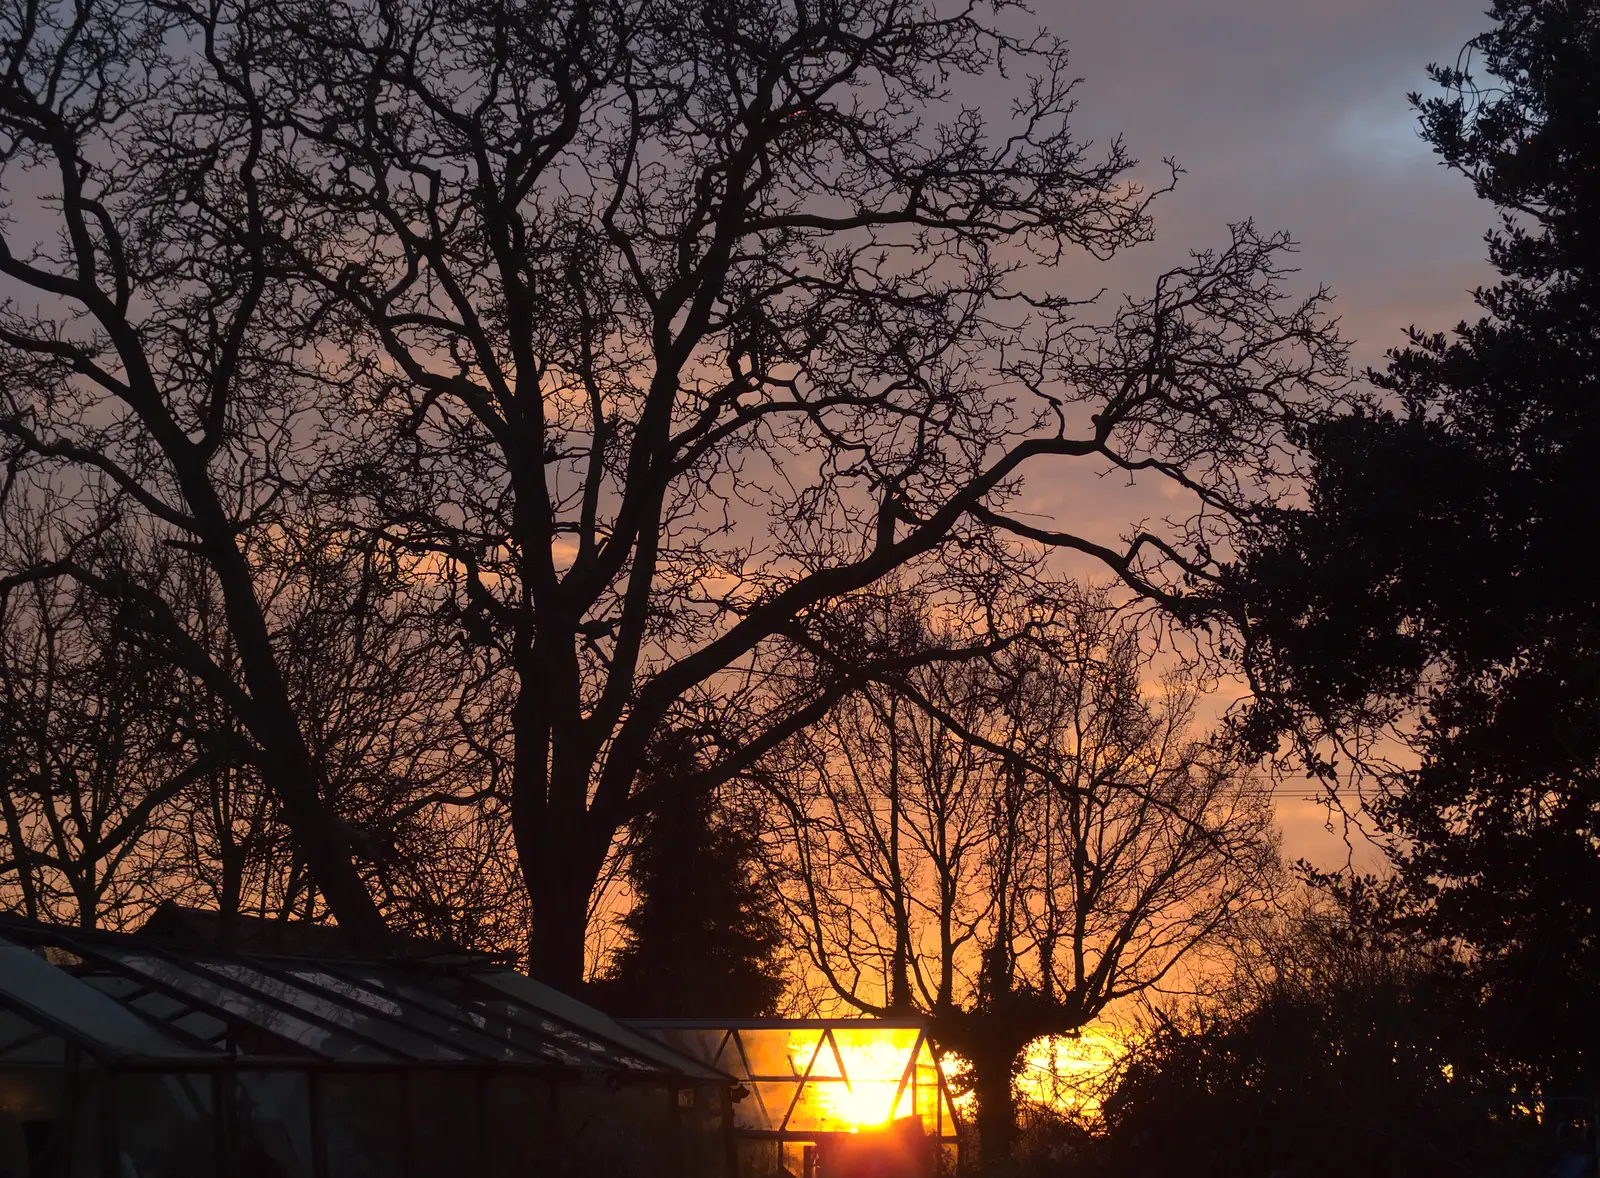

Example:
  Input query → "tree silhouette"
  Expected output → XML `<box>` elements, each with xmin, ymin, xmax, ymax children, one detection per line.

<box><xmin>0</xmin><ymin>0</ymin><xmax>1345</xmax><ymax>984</ymax></box>
<box><xmin>1233</xmin><ymin>0</ymin><xmax>1600</xmax><ymax>1094</ymax></box>
<box><xmin>1096</xmin><ymin>893</ymin><xmax>1541</xmax><ymax>1178</ymax></box>
<box><xmin>594</xmin><ymin>730</ymin><xmax>784</xmax><ymax>1018</ymax></box>
<box><xmin>769</xmin><ymin>588</ymin><xmax>1277</xmax><ymax>1164</ymax></box>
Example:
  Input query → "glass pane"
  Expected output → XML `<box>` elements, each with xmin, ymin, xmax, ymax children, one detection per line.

<box><xmin>475</xmin><ymin>972</ymin><xmax>694</xmax><ymax>1076</ymax></box>
<box><xmin>800</xmin><ymin>1027</ymin><xmax>919</xmax><ymax>1133</ymax></box>
<box><xmin>0</xmin><ymin>943</ymin><xmax>203</xmax><ymax>1063</ymax></box>
<box><xmin>806</xmin><ymin>1032</ymin><xmax>844</xmax><ymax>1078</ymax></box>
<box><xmin>894</xmin><ymin>1038</ymin><xmax>948</xmax><ymax>1136</ymax></box>
<box><xmin>939</xmin><ymin>1084</ymin><xmax>961</xmax><ymax>1138</ymax></box>
<box><xmin>234</xmin><ymin>1071</ymin><xmax>314</xmax><ymax>1177</ymax></box>
<box><xmin>707</xmin><ymin>1030</ymin><xmax>742</xmax><ymax>1075</ymax></box>
<box><xmin>100</xmin><ymin>949</ymin><xmax>391</xmax><ymax>1062</ymax></box>
<box><xmin>639</xmin><ymin>1027</ymin><xmax>727</xmax><ymax>1071</ymax></box>
<box><xmin>406</xmin><ymin>1072</ymin><xmax>484</xmax><ymax>1175</ymax></box>
<box><xmin>460</xmin><ymin>977</ymin><xmax>638</xmax><ymax>1070</ymax></box>
<box><xmin>0</xmin><ymin>1011</ymin><xmax>63</xmax><ymax>1065</ymax></box>
<box><xmin>830</xmin><ymin>1026</ymin><xmax>919</xmax><ymax>1082</ymax></box>
<box><xmin>738</xmin><ymin>1028</ymin><xmax>811</xmax><ymax>1078</ymax></box>
<box><xmin>556</xmin><ymin>1081</ymin><xmax>678</xmax><ymax>1176</ymax></box>
<box><xmin>784</xmin><ymin>1072</ymin><xmax>848</xmax><ymax>1133</ymax></box>
<box><xmin>331</xmin><ymin>969</ymin><xmax>572</xmax><ymax>1067</ymax></box>
<box><xmin>194</xmin><ymin>961</ymin><xmax>462</xmax><ymax>1061</ymax></box>
<box><xmin>283</xmin><ymin>969</ymin><xmax>405</xmax><ymax>1019</ymax></box>
<box><xmin>317</xmin><ymin>1074</ymin><xmax>403</xmax><ymax>1178</ymax></box>
<box><xmin>0</xmin><ymin>1068</ymin><xmax>63</xmax><ymax>1175</ymax></box>
<box><xmin>290</xmin><ymin>968</ymin><xmax>522</xmax><ymax>1062</ymax></box>
<box><xmin>116</xmin><ymin>1072</ymin><xmax>216</xmax><ymax>1178</ymax></box>
<box><xmin>66</xmin><ymin>1065</ymin><xmax>111</xmax><ymax>1178</ymax></box>
<box><xmin>743</xmin><ymin>1080</ymin><xmax>799</xmax><ymax>1130</ymax></box>
<box><xmin>734</xmin><ymin>1138</ymin><xmax>784</xmax><ymax>1178</ymax></box>
<box><xmin>485</xmin><ymin>1075</ymin><xmax>554</xmax><ymax>1175</ymax></box>
<box><xmin>780</xmin><ymin>1141</ymin><xmax>809</xmax><ymax>1178</ymax></box>
<box><xmin>81</xmin><ymin>975</ymin><xmax>231</xmax><ymax>1045</ymax></box>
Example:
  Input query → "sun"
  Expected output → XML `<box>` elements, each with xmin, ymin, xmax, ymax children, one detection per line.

<box><xmin>785</xmin><ymin>1026</ymin><xmax>946</xmax><ymax>1133</ymax></box>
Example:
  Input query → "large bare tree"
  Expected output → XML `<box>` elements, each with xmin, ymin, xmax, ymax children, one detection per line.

<box><xmin>248</xmin><ymin>0</ymin><xmax>1338</xmax><ymax>985</ymax></box>
<box><xmin>764</xmin><ymin>590</ymin><xmax>1279</xmax><ymax>1160</ymax></box>
<box><xmin>0</xmin><ymin>0</ymin><xmax>1341</xmax><ymax>982</ymax></box>
<box><xmin>0</xmin><ymin>0</ymin><xmax>394</xmax><ymax>942</ymax></box>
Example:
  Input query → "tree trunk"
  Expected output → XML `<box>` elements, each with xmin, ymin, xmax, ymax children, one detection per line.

<box><xmin>205</xmin><ymin>528</ymin><xmax>389</xmax><ymax>951</ymax></box>
<box><xmin>510</xmin><ymin>625</ymin><xmax>629</xmax><ymax>992</ymax></box>
<box><xmin>525</xmin><ymin>870</ymin><xmax>592</xmax><ymax>991</ymax></box>
<box><xmin>934</xmin><ymin>1013</ymin><xmax>1030</xmax><ymax>1173</ymax></box>
<box><xmin>513</xmin><ymin>754</ymin><xmax>600</xmax><ymax>990</ymax></box>
<box><xmin>255</xmin><ymin>737</ymin><xmax>388</xmax><ymax>948</ymax></box>
<box><xmin>969</xmin><ymin>1039</ymin><xmax>1024</xmax><ymax>1170</ymax></box>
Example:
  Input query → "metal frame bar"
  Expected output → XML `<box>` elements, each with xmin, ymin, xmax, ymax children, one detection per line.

<box><xmin>885</xmin><ymin>1029</ymin><xmax>924</xmax><ymax>1122</ymax></box>
<box><xmin>0</xmin><ymin>984</ymin><xmax>133</xmax><ymax>1065</ymax></box>
<box><xmin>779</xmin><ymin>1027</ymin><xmax>827</xmax><ymax>1131</ymax></box>
<box><xmin>729</xmin><ymin>1029</ymin><xmax>775</xmax><ymax>1128</ymax></box>
<box><xmin>663</xmin><ymin>1020</ymin><xmax>965</xmax><ymax>1154</ymax></box>
<box><xmin>73</xmin><ymin>974</ymin><xmax>230</xmax><ymax>1055</ymax></box>
<box><xmin>632</xmin><ymin>1018</ymin><xmax>932</xmax><ymax>1030</ymax></box>
<box><xmin>305</xmin><ymin>959</ymin><xmax>574</xmax><ymax>1067</ymax></box>
<box><xmin>174</xmin><ymin>954</ymin><xmax>442</xmax><ymax>1062</ymax></box>
<box><xmin>226</xmin><ymin>954</ymin><xmax>510</xmax><ymax>1064</ymax></box>
<box><xmin>0</xmin><ymin>915</ymin><xmax>725</xmax><ymax>1087</ymax></box>
<box><xmin>0</xmin><ymin>1024</ymin><xmax>56</xmax><ymax>1059</ymax></box>
<box><xmin>732</xmin><ymin>1129</ymin><xmax>962</xmax><ymax>1143</ymax></box>
<box><xmin>454</xmin><ymin>972</ymin><xmax>673</xmax><ymax>1076</ymax></box>
<box><xmin>64</xmin><ymin>936</ymin><xmax>389</xmax><ymax>1063</ymax></box>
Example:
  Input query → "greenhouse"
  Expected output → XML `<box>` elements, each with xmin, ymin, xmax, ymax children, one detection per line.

<box><xmin>0</xmin><ymin>912</ymin><xmax>730</xmax><ymax>1178</ymax></box>
<box><xmin>631</xmin><ymin>1019</ymin><xmax>962</xmax><ymax>1178</ymax></box>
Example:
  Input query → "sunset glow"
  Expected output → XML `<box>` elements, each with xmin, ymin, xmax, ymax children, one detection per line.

<box><xmin>1015</xmin><ymin>1031</ymin><xmax>1126</xmax><ymax>1120</ymax></box>
<box><xmin>784</xmin><ymin>1027</ymin><xmax>947</xmax><ymax>1133</ymax></box>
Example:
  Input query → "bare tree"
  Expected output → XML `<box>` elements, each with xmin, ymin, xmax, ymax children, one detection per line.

<box><xmin>765</xmin><ymin>589</ymin><xmax>1279</xmax><ymax>1161</ymax></box>
<box><xmin>244</xmin><ymin>0</ymin><xmax>1337</xmax><ymax>985</ymax></box>
<box><xmin>0</xmin><ymin>0</ymin><xmax>391</xmax><ymax>941</ymax></box>
<box><xmin>0</xmin><ymin>518</ymin><xmax>240</xmax><ymax>927</ymax></box>
<box><xmin>0</xmin><ymin>0</ymin><xmax>1342</xmax><ymax>983</ymax></box>
<box><xmin>166</xmin><ymin>519</ymin><xmax>526</xmax><ymax>949</ymax></box>
<box><xmin>0</xmin><ymin>483</ymin><xmax>518</xmax><ymax>944</ymax></box>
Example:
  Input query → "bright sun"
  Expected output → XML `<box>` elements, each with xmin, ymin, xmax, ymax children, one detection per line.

<box><xmin>774</xmin><ymin>1025</ymin><xmax>1123</xmax><ymax>1135</ymax></box>
<box><xmin>787</xmin><ymin>1029</ymin><xmax>928</xmax><ymax>1131</ymax></box>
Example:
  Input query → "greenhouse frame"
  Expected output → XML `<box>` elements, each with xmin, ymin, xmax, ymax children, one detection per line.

<box><xmin>0</xmin><ymin>913</ymin><xmax>731</xmax><ymax>1177</ymax></box>
<box><xmin>631</xmin><ymin>1018</ymin><xmax>962</xmax><ymax>1178</ymax></box>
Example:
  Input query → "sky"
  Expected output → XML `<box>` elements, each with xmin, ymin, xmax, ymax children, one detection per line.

<box><xmin>1038</xmin><ymin>0</ymin><xmax>1496</xmax><ymax>369</ymax></box>
<box><xmin>1014</xmin><ymin>0</ymin><xmax>1499</xmax><ymax>869</ymax></box>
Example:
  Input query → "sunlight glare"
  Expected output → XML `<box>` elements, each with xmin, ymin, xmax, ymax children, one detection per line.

<box><xmin>788</xmin><ymin>1029</ymin><xmax>922</xmax><ymax>1132</ymax></box>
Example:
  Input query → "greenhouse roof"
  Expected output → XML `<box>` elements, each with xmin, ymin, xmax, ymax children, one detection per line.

<box><xmin>0</xmin><ymin>914</ymin><xmax>726</xmax><ymax>1081</ymax></box>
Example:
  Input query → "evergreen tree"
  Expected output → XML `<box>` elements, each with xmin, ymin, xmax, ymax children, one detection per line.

<box><xmin>593</xmin><ymin>731</ymin><xmax>785</xmax><ymax>1017</ymax></box>
<box><xmin>1233</xmin><ymin>0</ymin><xmax>1600</xmax><ymax>1091</ymax></box>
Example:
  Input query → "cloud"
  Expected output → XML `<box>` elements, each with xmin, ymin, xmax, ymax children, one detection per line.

<box><xmin>1025</xmin><ymin>0</ymin><xmax>1495</xmax><ymax>366</ymax></box>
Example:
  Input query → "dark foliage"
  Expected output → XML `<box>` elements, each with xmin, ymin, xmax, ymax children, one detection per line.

<box><xmin>1093</xmin><ymin>895</ymin><xmax>1551</xmax><ymax>1178</ymax></box>
<box><xmin>1231</xmin><ymin>0</ymin><xmax>1600</xmax><ymax>1092</ymax></box>
<box><xmin>593</xmin><ymin>732</ymin><xmax>785</xmax><ymax>1018</ymax></box>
